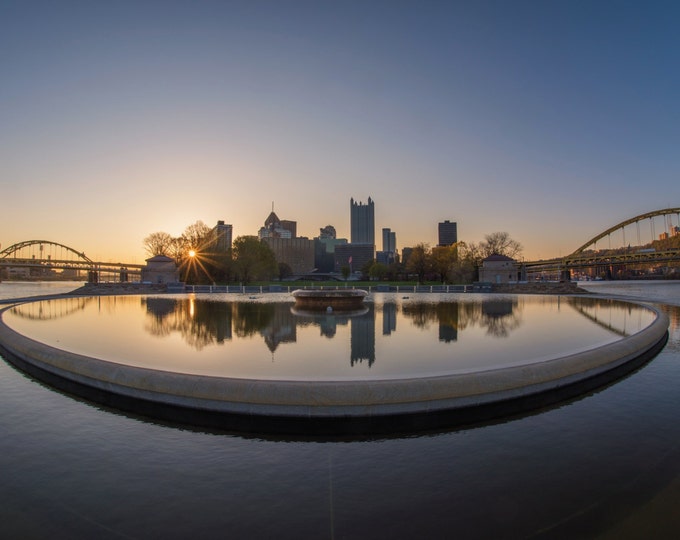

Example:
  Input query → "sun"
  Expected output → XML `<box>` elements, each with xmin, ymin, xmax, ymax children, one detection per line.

<box><xmin>188</xmin><ymin>249</ymin><xmax>196</xmax><ymax>257</ymax></box>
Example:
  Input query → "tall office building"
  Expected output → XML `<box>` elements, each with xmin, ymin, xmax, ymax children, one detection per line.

<box><xmin>438</xmin><ymin>220</ymin><xmax>458</xmax><ymax>246</ymax></box>
<box><xmin>382</xmin><ymin>228</ymin><xmax>396</xmax><ymax>253</ymax></box>
<box><xmin>350</xmin><ymin>197</ymin><xmax>375</xmax><ymax>245</ymax></box>
<box><xmin>210</xmin><ymin>220</ymin><xmax>233</xmax><ymax>252</ymax></box>
<box><xmin>377</xmin><ymin>227</ymin><xmax>397</xmax><ymax>265</ymax></box>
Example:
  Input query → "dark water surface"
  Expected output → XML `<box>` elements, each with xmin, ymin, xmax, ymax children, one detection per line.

<box><xmin>1</xmin><ymin>282</ymin><xmax>679</xmax><ymax>539</ymax></box>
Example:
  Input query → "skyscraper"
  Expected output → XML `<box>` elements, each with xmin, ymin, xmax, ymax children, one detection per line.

<box><xmin>377</xmin><ymin>227</ymin><xmax>397</xmax><ymax>265</ymax></box>
<box><xmin>350</xmin><ymin>197</ymin><xmax>375</xmax><ymax>245</ymax></box>
<box><xmin>382</xmin><ymin>228</ymin><xmax>396</xmax><ymax>253</ymax></box>
<box><xmin>438</xmin><ymin>220</ymin><xmax>458</xmax><ymax>246</ymax></box>
<box><xmin>210</xmin><ymin>220</ymin><xmax>233</xmax><ymax>252</ymax></box>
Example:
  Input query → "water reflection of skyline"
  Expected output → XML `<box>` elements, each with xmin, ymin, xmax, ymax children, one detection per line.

<box><xmin>140</xmin><ymin>298</ymin><xmax>528</xmax><ymax>361</ymax></box>
<box><xmin>7</xmin><ymin>295</ymin><xmax>654</xmax><ymax>372</ymax></box>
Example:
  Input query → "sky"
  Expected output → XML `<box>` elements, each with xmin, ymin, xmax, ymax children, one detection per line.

<box><xmin>2</xmin><ymin>0</ymin><xmax>679</xmax><ymax>264</ymax></box>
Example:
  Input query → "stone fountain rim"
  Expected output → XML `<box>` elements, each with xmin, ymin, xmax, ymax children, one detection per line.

<box><xmin>0</xmin><ymin>297</ymin><xmax>668</xmax><ymax>423</ymax></box>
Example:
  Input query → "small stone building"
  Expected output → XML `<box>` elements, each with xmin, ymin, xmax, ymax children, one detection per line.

<box><xmin>141</xmin><ymin>255</ymin><xmax>179</xmax><ymax>284</ymax></box>
<box><xmin>479</xmin><ymin>254</ymin><xmax>524</xmax><ymax>284</ymax></box>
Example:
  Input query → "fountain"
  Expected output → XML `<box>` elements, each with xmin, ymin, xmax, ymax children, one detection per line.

<box><xmin>291</xmin><ymin>288</ymin><xmax>367</xmax><ymax>311</ymax></box>
<box><xmin>0</xmin><ymin>293</ymin><xmax>669</xmax><ymax>435</ymax></box>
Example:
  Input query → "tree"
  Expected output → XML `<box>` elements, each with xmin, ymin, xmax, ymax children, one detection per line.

<box><xmin>341</xmin><ymin>265</ymin><xmax>350</xmax><ymax>281</ymax></box>
<box><xmin>405</xmin><ymin>243</ymin><xmax>431</xmax><ymax>283</ymax></box>
<box><xmin>360</xmin><ymin>259</ymin><xmax>375</xmax><ymax>280</ymax></box>
<box><xmin>167</xmin><ymin>237</ymin><xmax>186</xmax><ymax>263</ymax></box>
<box><xmin>182</xmin><ymin>220</ymin><xmax>212</xmax><ymax>255</ymax></box>
<box><xmin>278</xmin><ymin>262</ymin><xmax>293</xmax><ymax>281</ymax></box>
<box><xmin>448</xmin><ymin>242</ymin><xmax>480</xmax><ymax>283</ymax></box>
<box><xmin>368</xmin><ymin>261</ymin><xmax>388</xmax><ymax>281</ymax></box>
<box><xmin>143</xmin><ymin>232</ymin><xmax>173</xmax><ymax>257</ymax></box>
<box><xmin>232</xmin><ymin>236</ymin><xmax>277</xmax><ymax>283</ymax></box>
<box><xmin>480</xmin><ymin>232</ymin><xmax>523</xmax><ymax>259</ymax></box>
<box><xmin>430</xmin><ymin>245</ymin><xmax>458</xmax><ymax>283</ymax></box>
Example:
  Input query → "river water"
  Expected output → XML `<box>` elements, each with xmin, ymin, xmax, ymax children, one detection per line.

<box><xmin>0</xmin><ymin>280</ymin><xmax>82</xmax><ymax>301</ymax></box>
<box><xmin>0</xmin><ymin>281</ymin><xmax>679</xmax><ymax>539</ymax></box>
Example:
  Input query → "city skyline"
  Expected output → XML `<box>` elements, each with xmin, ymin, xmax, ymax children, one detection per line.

<box><xmin>2</xmin><ymin>1</ymin><xmax>679</xmax><ymax>264</ymax></box>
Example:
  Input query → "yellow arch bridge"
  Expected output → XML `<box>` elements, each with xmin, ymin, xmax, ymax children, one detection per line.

<box><xmin>525</xmin><ymin>207</ymin><xmax>680</xmax><ymax>279</ymax></box>
<box><xmin>0</xmin><ymin>240</ymin><xmax>143</xmax><ymax>282</ymax></box>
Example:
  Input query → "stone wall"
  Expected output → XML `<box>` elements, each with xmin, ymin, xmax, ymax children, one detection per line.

<box><xmin>70</xmin><ymin>283</ymin><xmax>168</xmax><ymax>295</ymax></box>
<box><xmin>491</xmin><ymin>282</ymin><xmax>588</xmax><ymax>294</ymax></box>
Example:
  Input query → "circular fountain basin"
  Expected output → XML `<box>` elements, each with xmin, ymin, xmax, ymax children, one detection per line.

<box><xmin>0</xmin><ymin>293</ymin><xmax>669</xmax><ymax>434</ymax></box>
<box><xmin>292</xmin><ymin>288</ymin><xmax>367</xmax><ymax>310</ymax></box>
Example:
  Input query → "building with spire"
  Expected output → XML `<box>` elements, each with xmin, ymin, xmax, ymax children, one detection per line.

<box><xmin>257</xmin><ymin>206</ymin><xmax>313</xmax><ymax>275</ymax></box>
<box><xmin>258</xmin><ymin>204</ymin><xmax>296</xmax><ymax>239</ymax></box>
<box><xmin>350</xmin><ymin>197</ymin><xmax>375</xmax><ymax>245</ymax></box>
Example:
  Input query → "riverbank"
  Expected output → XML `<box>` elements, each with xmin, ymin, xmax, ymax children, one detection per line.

<box><xmin>68</xmin><ymin>282</ymin><xmax>168</xmax><ymax>296</ymax></box>
<box><xmin>491</xmin><ymin>281</ymin><xmax>589</xmax><ymax>294</ymax></box>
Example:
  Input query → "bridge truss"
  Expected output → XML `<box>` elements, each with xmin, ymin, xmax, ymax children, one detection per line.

<box><xmin>526</xmin><ymin>208</ymin><xmax>680</xmax><ymax>280</ymax></box>
<box><xmin>0</xmin><ymin>240</ymin><xmax>143</xmax><ymax>282</ymax></box>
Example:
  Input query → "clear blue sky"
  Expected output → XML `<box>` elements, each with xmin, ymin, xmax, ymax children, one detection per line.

<box><xmin>2</xmin><ymin>0</ymin><xmax>679</xmax><ymax>263</ymax></box>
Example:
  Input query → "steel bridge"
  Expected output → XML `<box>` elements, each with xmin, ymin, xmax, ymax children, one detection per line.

<box><xmin>525</xmin><ymin>208</ymin><xmax>680</xmax><ymax>279</ymax></box>
<box><xmin>0</xmin><ymin>240</ymin><xmax>143</xmax><ymax>282</ymax></box>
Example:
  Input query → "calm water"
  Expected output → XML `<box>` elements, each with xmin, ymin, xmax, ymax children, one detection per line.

<box><xmin>0</xmin><ymin>280</ymin><xmax>82</xmax><ymax>301</ymax></box>
<box><xmin>3</xmin><ymin>294</ymin><xmax>655</xmax><ymax>379</ymax></box>
<box><xmin>1</xmin><ymin>281</ymin><xmax>679</xmax><ymax>539</ymax></box>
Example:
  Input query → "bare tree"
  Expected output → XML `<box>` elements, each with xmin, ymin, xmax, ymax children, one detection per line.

<box><xmin>143</xmin><ymin>232</ymin><xmax>173</xmax><ymax>257</ymax></box>
<box><xmin>448</xmin><ymin>241</ymin><xmax>481</xmax><ymax>284</ymax></box>
<box><xmin>480</xmin><ymin>232</ymin><xmax>523</xmax><ymax>259</ymax></box>
<box><xmin>167</xmin><ymin>237</ymin><xmax>186</xmax><ymax>263</ymax></box>
<box><xmin>182</xmin><ymin>221</ymin><xmax>212</xmax><ymax>253</ymax></box>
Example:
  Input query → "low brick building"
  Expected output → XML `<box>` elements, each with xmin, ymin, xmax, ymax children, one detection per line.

<box><xmin>141</xmin><ymin>255</ymin><xmax>179</xmax><ymax>284</ymax></box>
<box><xmin>479</xmin><ymin>254</ymin><xmax>524</xmax><ymax>284</ymax></box>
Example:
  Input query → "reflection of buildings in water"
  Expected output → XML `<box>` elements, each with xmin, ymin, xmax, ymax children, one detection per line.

<box><xmin>480</xmin><ymin>299</ymin><xmax>521</xmax><ymax>337</ymax></box>
<box><xmin>400</xmin><ymin>299</ymin><xmax>523</xmax><ymax>339</ymax></box>
<box><xmin>437</xmin><ymin>302</ymin><xmax>459</xmax><ymax>343</ymax></box>
<box><xmin>481</xmin><ymin>300</ymin><xmax>514</xmax><ymax>318</ymax></box>
<box><xmin>144</xmin><ymin>297</ymin><xmax>178</xmax><ymax>319</ymax></box>
<box><xmin>439</xmin><ymin>324</ymin><xmax>457</xmax><ymax>342</ymax></box>
<box><xmin>318</xmin><ymin>316</ymin><xmax>339</xmax><ymax>338</ymax></box>
<box><xmin>351</xmin><ymin>305</ymin><xmax>375</xmax><ymax>367</ymax></box>
<box><xmin>232</xmin><ymin>303</ymin><xmax>274</xmax><ymax>338</ymax></box>
<box><xmin>291</xmin><ymin>310</ymin><xmax>352</xmax><ymax>338</ymax></box>
<box><xmin>144</xmin><ymin>299</ymin><xmax>291</xmax><ymax>351</ymax></box>
<box><xmin>382</xmin><ymin>302</ymin><xmax>397</xmax><ymax>336</ymax></box>
<box><xmin>401</xmin><ymin>301</ymin><xmax>460</xmax><ymax>342</ymax></box>
<box><xmin>143</xmin><ymin>298</ymin><xmax>234</xmax><ymax>349</ymax></box>
<box><xmin>260</xmin><ymin>304</ymin><xmax>297</xmax><ymax>352</ymax></box>
<box><xmin>144</xmin><ymin>298</ymin><xmax>181</xmax><ymax>338</ymax></box>
<box><xmin>401</xmin><ymin>302</ymin><xmax>436</xmax><ymax>329</ymax></box>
